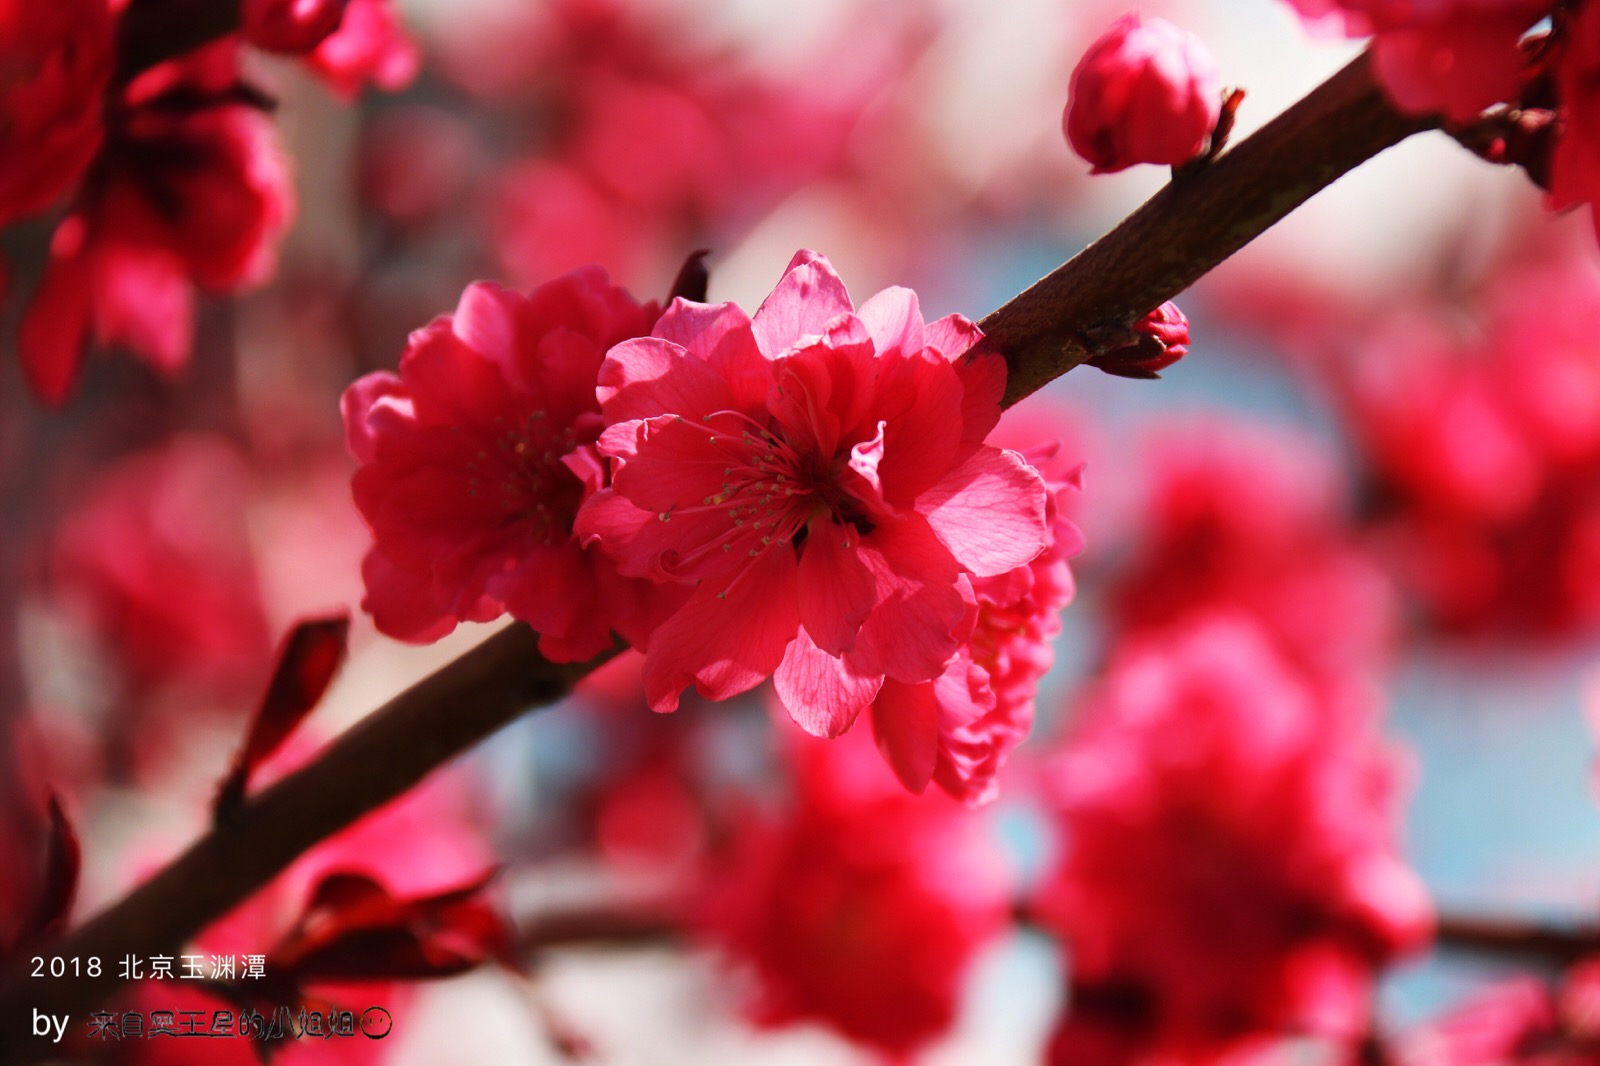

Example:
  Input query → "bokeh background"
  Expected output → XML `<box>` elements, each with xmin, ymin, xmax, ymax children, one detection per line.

<box><xmin>5</xmin><ymin>0</ymin><xmax>1600</xmax><ymax>1062</ymax></box>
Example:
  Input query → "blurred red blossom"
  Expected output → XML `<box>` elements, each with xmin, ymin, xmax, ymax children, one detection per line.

<box><xmin>242</xmin><ymin>0</ymin><xmax>347</xmax><ymax>54</ymax></box>
<box><xmin>344</xmin><ymin>268</ymin><xmax>669</xmax><ymax>660</ymax></box>
<box><xmin>699</xmin><ymin>727</ymin><xmax>1010</xmax><ymax>1058</ymax></box>
<box><xmin>458</xmin><ymin>0</ymin><xmax>868</xmax><ymax>290</ymax></box>
<box><xmin>0</xmin><ymin>0</ymin><xmax>111</xmax><ymax>228</ymax></box>
<box><xmin>303</xmin><ymin>0</ymin><xmax>418</xmax><ymax>97</ymax></box>
<box><xmin>576</xmin><ymin>251</ymin><xmax>1049</xmax><ymax>774</ymax></box>
<box><xmin>1107</xmin><ymin>420</ymin><xmax>1398</xmax><ymax>682</ymax></box>
<box><xmin>1064</xmin><ymin>12</ymin><xmax>1221</xmax><ymax>174</ymax></box>
<box><xmin>1036</xmin><ymin>616</ymin><xmax>1431</xmax><ymax>1063</ymax></box>
<box><xmin>1334</xmin><ymin>258</ymin><xmax>1600</xmax><ymax>636</ymax></box>
<box><xmin>1281</xmin><ymin>0</ymin><xmax>1550</xmax><ymax>121</ymax></box>
<box><xmin>19</xmin><ymin>41</ymin><xmax>292</xmax><ymax>405</ymax></box>
<box><xmin>1400</xmin><ymin>960</ymin><xmax>1600</xmax><ymax>1064</ymax></box>
<box><xmin>47</xmin><ymin>435</ymin><xmax>272</xmax><ymax>701</ymax></box>
<box><xmin>871</xmin><ymin>406</ymin><xmax>1084</xmax><ymax>805</ymax></box>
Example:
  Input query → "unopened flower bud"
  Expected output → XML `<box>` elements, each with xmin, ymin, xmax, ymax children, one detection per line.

<box><xmin>1064</xmin><ymin>13</ymin><xmax>1222</xmax><ymax>174</ymax></box>
<box><xmin>1087</xmin><ymin>301</ymin><xmax>1190</xmax><ymax>379</ymax></box>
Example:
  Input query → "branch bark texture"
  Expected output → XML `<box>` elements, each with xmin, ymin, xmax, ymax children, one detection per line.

<box><xmin>983</xmin><ymin>49</ymin><xmax>1435</xmax><ymax>408</ymax></box>
<box><xmin>0</xmin><ymin>41</ymin><xmax>1436</xmax><ymax>1065</ymax></box>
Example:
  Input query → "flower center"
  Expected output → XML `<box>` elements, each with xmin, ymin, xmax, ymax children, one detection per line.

<box><xmin>464</xmin><ymin>410</ymin><xmax>587</xmax><ymax>547</ymax></box>
<box><xmin>653</xmin><ymin>409</ymin><xmax>872</xmax><ymax>585</ymax></box>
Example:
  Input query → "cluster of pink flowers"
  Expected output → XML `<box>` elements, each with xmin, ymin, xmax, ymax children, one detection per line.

<box><xmin>0</xmin><ymin>0</ymin><xmax>416</xmax><ymax>405</ymax></box>
<box><xmin>346</xmin><ymin>251</ymin><xmax>1079</xmax><ymax>803</ymax></box>
<box><xmin>1035</xmin><ymin>616</ymin><xmax>1432</xmax><ymax>1063</ymax></box>
<box><xmin>1331</xmin><ymin>257</ymin><xmax>1600</xmax><ymax>637</ymax></box>
<box><xmin>432</xmin><ymin>0</ymin><xmax>869</xmax><ymax>290</ymax></box>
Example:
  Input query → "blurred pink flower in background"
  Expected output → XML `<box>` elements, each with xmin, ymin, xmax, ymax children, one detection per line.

<box><xmin>1064</xmin><ymin>12</ymin><xmax>1221</xmax><ymax>174</ymax></box>
<box><xmin>303</xmin><ymin>0</ymin><xmax>418</xmax><ymax>97</ymax></box>
<box><xmin>19</xmin><ymin>41</ymin><xmax>293</xmax><ymax>405</ymax></box>
<box><xmin>241</xmin><ymin>0</ymin><xmax>347</xmax><ymax>54</ymax></box>
<box><xmin>1334</xmin><ymin>256</ymin><xmax>1600</xmax><ymax>636</ymax></box>
<box><xmin>699</xmin><ymin>727</ymin><xmax>1010</xmax><ymax>1059</ymax></box>
<box><xmin>1036</xmin><ymin>616</ymin><xmax>1431</xmax><ymax>1063</ymax></box>
<box><xmin>48</xmin><ymin>435</ymin><xmax>271</xmax><ymax>702</ymax></box>
<box><xmin>1280</xmin><ymin>0</ymin><xmax>1550</xmax><ymax>121</ymax></box>
<box><xmin>1106</xmin><ymin>420</ymin><xmax>1397</xmax><ymax>682</ymax></box>
<box><xmin>0</xmin><ymin>0</ymin><xmax>111</xmax><ymax>227</ymax></box>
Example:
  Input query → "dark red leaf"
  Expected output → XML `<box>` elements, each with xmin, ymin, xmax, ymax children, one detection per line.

<box><xmin>269</xmin><ymin>867</ymin><xmax>511</xmax><ymax>983</ymax></box>
<box><xmin>24</xmin><ymin>795</ymin><xmax>80</xmax><ymax>945</ymax></box>
<box><xmin>214</xmin><ymin>614</ymin><xmax>350</xmax><ymax>821</ymax></box>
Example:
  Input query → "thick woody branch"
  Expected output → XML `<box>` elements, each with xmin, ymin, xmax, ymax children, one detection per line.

<box><xmin>984</xmin><ymin>49</ymin><xmax>1435</xmax><ymax>408</ymax></box>
<box><xmin>0</xmin><ymin>43</ymin><xmax>1440</xmax><ymax>1066</ymax></box>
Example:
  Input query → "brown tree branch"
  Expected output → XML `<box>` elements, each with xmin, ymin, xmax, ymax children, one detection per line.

<box><xmin>0</xmin><ymin>626</ymin><xmax>614</xmax><ymax>1062</ymax></box>
<box><xmin>981</xmin><ymin>49</ymin><xmax>1436</xmax><ymax>407</ymax></box>
<box><xmin>1435</xmin><ymin>913</ymin><xmax>1600</xmax><ymax>968</ymax></box>
<box><xmin>0</xmin><ymin>44</ymin><xmax>1436</xmax><ymax>1064</ymax></box>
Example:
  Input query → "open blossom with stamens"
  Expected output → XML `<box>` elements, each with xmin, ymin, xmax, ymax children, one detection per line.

<box><xmin>343</xmin><ymin>268</ymin><xmax>667</xmax><ymax>660</ymax></box>
<box><xmin>575</xmin><ymin>251</ymin><xmax>1049</xmax><ymax>758</ymax></box>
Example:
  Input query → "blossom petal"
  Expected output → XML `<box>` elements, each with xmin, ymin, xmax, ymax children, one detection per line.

<box><xmin>775</xmin><ymin>627</ymin><xmax>882</xmax><ymax>738</ymax></box>
<box><xmin>955</xmin><ymin>350</ymin><xmax>1006</xmax><ymax>443</ymax></box>
<box><xmin>609</xmin><ymin>413</ymin><xmax>752</xmax><ymax>515</ymax></box>
<box><xmin>654</xmin><ymin>298</ymin><xmax>770</xmax><ymax>414</ymax></box>
<box><xmin>797</xmin><ymin>519</ymin><xmax>876</xmax><ymax>654</ymax></box>
<box><xmin>918</xmin><ymin>444</ymin><xmax>1048</xmax><ymax>577</ymax></box>
<box><xmin>451</xmin><ymin>281</ymin><xmax>521</xmax><ymax>366</ymax></box>
<box><xmin>870</xmin><ymin>679</ymin><xmax>939</xmax><ymax>793</ymax></box>
<box><xmin>641</xmin><ymin>547</ymin><xmax>800</xmax><ymax>711</ymax></box>
<box><xmin>360</xmin><ymin>549</ymin><xmax>462</xmax><ymax>643</ymax></box>
<box><xmin>853</xmin><ymin>513</ymin><xmax>973</xmax><ymax>684</ymax></box>
<box><xmin>925</xmin><ymin>313</ymin><xmax>984</xmax><ymax>362</ymax></box>
<box><xmin>342</xmin><ymin>371</ymin><xmax>406</xmax><ymax>464</ymax></box>
<box><xmin>857</xmin><ymin>286</ymin><xmax>924</xmax><ymax>357</ymax></box>
<box><xmin>598</xmin><ymin>336</ymin><xmax>737</xmax><ymax>423</ymax></box>
<box><xmin>750</xmin><ymin>249</ymin><xmax>854</xmax><ymax>357</ymax></box>
<box><xmin>19</xmin><ymin>241</ymin><xmax>92</xmax><ymax>407</ymax></box>
<box><xmin>873</xmin><ymin>347</ymin><xmax>966</xmax><ymax>503</ymax></box>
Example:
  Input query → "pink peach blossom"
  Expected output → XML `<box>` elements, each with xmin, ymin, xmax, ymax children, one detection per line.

<box><xmin>575</xmin><ymin>251</ymin><xmax>1049</xmax><ymax>759</ymax></box>
<box><xmin>344</xmin><ymin>269</ymin><xmax>668</xmax><ymax>660</ymax></box>
<box><xmin>871</xmin><ymin>410</ymin><xmax>1085</xmax><ymax>803</ymax></box>
<box><xmin>1036</xmin><ymin>616</ymin><xmax>1431</xmax><ymax>1061</ymax></box>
